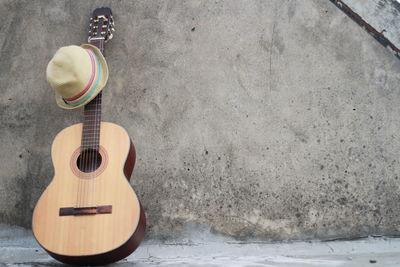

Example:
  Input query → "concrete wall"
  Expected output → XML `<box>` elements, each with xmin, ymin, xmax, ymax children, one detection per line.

<box><xmin>344</xmin><ymin>0</ymin><xmax>400</xmax><ymax>49</ymax></box>
<box><xmin>1</xmin><ymin>0</ymin><xmax>400</xmax><ymax>240</ymax></box>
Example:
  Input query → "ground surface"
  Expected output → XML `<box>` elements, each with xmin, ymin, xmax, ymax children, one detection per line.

<box><xmin>1</xmin><ymin>224</ymin><xmax>400</xmax><ymax>266</ymax></box>
<box><xmin>1</xmin><ymin>0</ymin><xmax>400</xmax><ymax>240</ymax></box>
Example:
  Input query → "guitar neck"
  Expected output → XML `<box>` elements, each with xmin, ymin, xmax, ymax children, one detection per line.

<box><xmin>81</xmin><ymin>38</ymin><xmax>105</xmax><ymax>150</ymax></box>
<box><xmin>89</xmin><ymin>38</ymin><xmax>105</xmax><ymax>53</ymax></box>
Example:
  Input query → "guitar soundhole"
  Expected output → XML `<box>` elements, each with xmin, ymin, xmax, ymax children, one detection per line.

<box><xmin>76</xmin><ymin>149</ymin><xmax>102</xmax><ymax>173</ymax></box>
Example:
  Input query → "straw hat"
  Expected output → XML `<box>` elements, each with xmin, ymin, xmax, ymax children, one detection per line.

<box><xmin>46</xmin><ymin>44</ymin><xmax>108</xmax><ymax>109</ymax></box>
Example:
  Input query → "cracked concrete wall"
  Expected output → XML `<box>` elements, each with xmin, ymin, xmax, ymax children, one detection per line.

<box><xmin>1</xmin><ymin>0</ymin><xmax>400</xmax><ymax>240</ymax></box>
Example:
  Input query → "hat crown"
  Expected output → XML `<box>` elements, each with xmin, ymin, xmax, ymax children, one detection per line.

<box><xmin>47</xmin><ymin>44</ymin><xmax>108</xmax><ymax>109</ymax></box>
<box><xmin>46</xmin><ymin>45</ymin><xmax>93</xmax><ymax>99</ymax></box>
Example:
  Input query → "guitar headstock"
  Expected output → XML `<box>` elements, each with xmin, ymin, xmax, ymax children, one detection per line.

<box><xmin>88</xmin><ymin>7</ymin><xmax>115</xmax><ymax>43</ymax></box>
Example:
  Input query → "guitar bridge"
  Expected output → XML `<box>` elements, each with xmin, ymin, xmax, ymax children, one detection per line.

<box><xmin>59</xmin><ymin>205</ymin><xmax>112</xmax><ymax>216</ymax></box>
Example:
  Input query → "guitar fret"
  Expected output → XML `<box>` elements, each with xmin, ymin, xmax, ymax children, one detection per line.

<box><xmin>81</xmin><ymin>142</ymin><xmax>99</xmax><ymax>146</ymax></box>
<box><xmin>83</xmin><ymin>127</ymin><xmax>101</xmax><ymax>129</ymax></box>
<box><xmin>81</xmin><ymin>61</ymin><xmax>102</xmax><ymax>147</ymax></box>
<box><xmin>81</xmin><ymin>144</ymin><xmax>100</xmax><ymax>146</ymax></box>
<box><xmin>85</xmin><ymin>104</ymin><xmax>102</xmax><ymax>107</ymax></box>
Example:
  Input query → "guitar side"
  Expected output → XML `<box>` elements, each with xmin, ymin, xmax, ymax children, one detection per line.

<box><xmin>32</xmin><ymin>122</ymin><xmax>146</xmax><ymax>265</ymax></box>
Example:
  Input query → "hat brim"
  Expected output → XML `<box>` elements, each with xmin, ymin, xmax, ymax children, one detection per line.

<box><xmin>55</xmin><ymin>44</ymin><xmax>109</xmax><ymax>109</ymax></box>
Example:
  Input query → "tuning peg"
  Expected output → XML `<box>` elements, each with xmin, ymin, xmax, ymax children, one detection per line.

<box><xmin>105</xmin><ymin>33</ymin><xmax>113</xmax><ymax>42</ymax></box>
<box><xmin>111</xmin><ymin>27</ymin><xmax>115</xmax><ymax>32</ymax></box>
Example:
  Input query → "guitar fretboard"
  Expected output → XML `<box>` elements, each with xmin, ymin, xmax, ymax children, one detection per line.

<box><xmin>82</xmin><ymin>92</ymin><xmax>102</xmax><ymax>150</ymax></box>
<box><xmin>81</xmin><ymin>37</ymin><xmax>105</xmax><ymax>151</ymax></box>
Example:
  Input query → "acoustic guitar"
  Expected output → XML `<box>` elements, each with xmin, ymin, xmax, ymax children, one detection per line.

<box><xmin>32</xmin><ymin>7</ymin><xmax>146</xmax><ymax>265</ymax></box>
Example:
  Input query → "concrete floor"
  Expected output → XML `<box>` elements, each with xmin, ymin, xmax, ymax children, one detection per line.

<box><xmin>1</xmin><ymin>224</ymin><xmax>399</xmax><ymax>266</ymax></box>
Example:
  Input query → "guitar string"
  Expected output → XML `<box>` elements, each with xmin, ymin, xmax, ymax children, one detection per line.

<box><xmin>90</xmin><ymin>97</ymin><xmax>96</xmax><ymax>207</ymax></box>
<box><xmin>89</xmin><ymin>95</ymin><xmax>98</xmax><ymax>207</ymax></box>
<box><xmin>90</xmin><ymin>47</ymin><xmax>103</xmax><ymax>208</ymax></box>
<box><xmin>83</xmin><ymin>101</ymin><xmax>91</xmax><ymax>208</ymax></box>
<box><xmin>88</xmin><ymin>24</ymin><xmax>96</xmax><ymax>207</ymax></box>
<box><xmin>88</xmin><ymin>97</ymin><xmax>93</xmax><ymax>207</ymax></box>
<box><xmin>94</xmin><ymin>94</ymin><xmax>101</xmax><ymax>207</ymax></box>
<box><xmin>83</xmin><ymin>105</ymin><xmax>91</xmax><ymax>208</ymax></box>
<box><xmin>91</xmin><ymin>95</ymin><xmax>100</xmax><ymax>207</ymax></box>
<box><xmin>97</xmin><ymin>95</ymin><xmax>102</xmax><ymax>207</ymax></box>
<box><xmin>78</xmin><ymin>102</ymin><xmax>90</xmax><ymax>208</ymax></box>
<box><xmin>93</xmin><ymin>42</ymin><xmax>105</xmax><ymax>208</ymax></box>
<box><xmin>88</xmin><ymin>53</ymin><xmax>101</xmax><ymax>207</ymax></box>
<box><xmin>77</xmin><ymin>110</ymin><xmax>85</xmax><ymax>208</ymax></box>
<box><xmin>76</xmin><ymin>131</ymin><xmax>81</xmax><ymax>208</ymax></box>
<box><xmin>88</xmin><ymin>98</ymin><xmax>94</xmax><ymax>207</ymax></box>
<box><xmin>82</xmin><ymin>98</ymin><xmax>96</xmax><ymax>208</ymax></box>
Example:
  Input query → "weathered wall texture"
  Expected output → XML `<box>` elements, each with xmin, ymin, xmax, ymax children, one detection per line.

<box><xmin>1</xmin><ymin>0</ymin><xmax>400</xmax><ymax>240</ymax></box>
<box><xmin>344</xmin><ymin>0</ymin><xmax>400</xmax><ymax>49</ymax></box>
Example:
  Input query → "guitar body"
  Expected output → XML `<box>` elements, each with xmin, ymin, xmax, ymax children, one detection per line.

<box><xmin>32</xmin><ymin>122</ymin><xmax>146</xmax><ymax>265</ymax></box>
